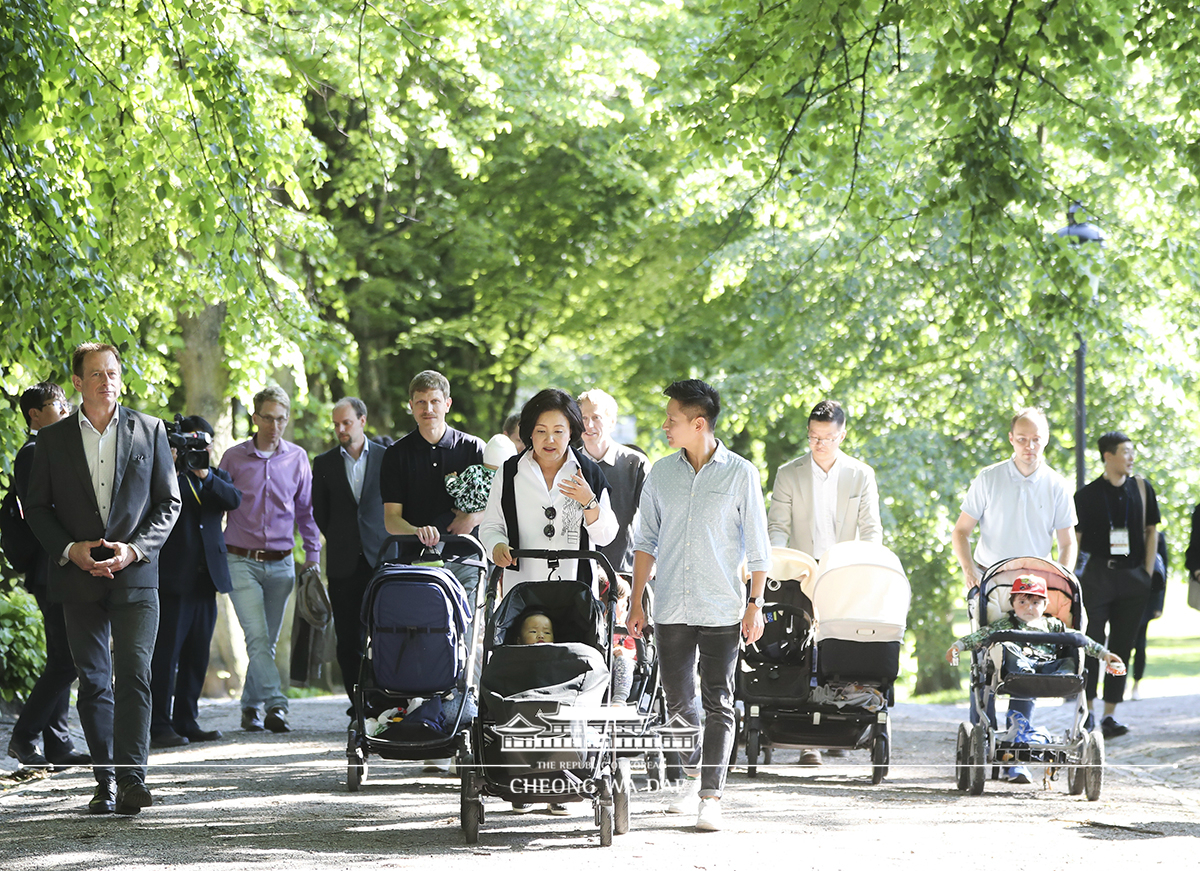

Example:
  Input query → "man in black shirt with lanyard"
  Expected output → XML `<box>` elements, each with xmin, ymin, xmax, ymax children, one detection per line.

<box><xmin>1074</xmin><ymin>431</ymin><xmax>1160</xmax><ymax>740</ymax></box>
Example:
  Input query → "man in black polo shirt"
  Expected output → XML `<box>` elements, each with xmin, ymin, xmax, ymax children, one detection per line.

<box><xmin>1074</xmin><ymin>430</ymin><xmax>1160</xmax><ymax>740</ymax></box>
<box><xmin>380</xmin><ymin>370</ymin><xmax>484</xmax><ymax>772</ymax></box>
<box><xmin>380</xmin><ymin>370</ymin><xmax>485</xmax><ymax>572</ymax></box>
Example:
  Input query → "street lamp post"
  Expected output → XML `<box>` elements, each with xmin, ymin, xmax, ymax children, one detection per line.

<box><xmin>1056</xmin><ymin>202</ymin><xmax>1103</xmax><ymax>491</ymax></box>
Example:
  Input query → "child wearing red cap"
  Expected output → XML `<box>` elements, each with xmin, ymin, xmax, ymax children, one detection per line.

<box><xmin>946</xmin><ymin>574</ymin><xmax>1124</xmax><ymax>672</ymax></box>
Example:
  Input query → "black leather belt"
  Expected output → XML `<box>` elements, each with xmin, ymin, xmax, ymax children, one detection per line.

<box><xmin>227</xmin><ymin>545</ymin><xmax>291</xmax><ymax>562</ymax></box>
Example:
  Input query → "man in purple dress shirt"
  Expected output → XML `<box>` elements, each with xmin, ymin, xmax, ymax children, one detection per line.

<box><xmin>219</xmin><ymin>386</ymin><xmax>321</xmax><ymax>733</ymax></box>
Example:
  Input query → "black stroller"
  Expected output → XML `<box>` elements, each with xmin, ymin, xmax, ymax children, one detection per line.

<box><xmin>954</xmin><ymin>556</ymin><xmax>1102</xmax><ymax>799</ymax></box>
<box><xmin>345</xmin><ymin>534</ymin><xmax>484</xmax><ymax>791</ymax></box>
<box><xmin>460</xmin><ymin>548</ymin><xmax>631</xmax><ymax>846</ymax></box>
<box><xmin>737</xmin><ymin>542</ymin><xmax>910</xmax><ymax>784</ymax></box>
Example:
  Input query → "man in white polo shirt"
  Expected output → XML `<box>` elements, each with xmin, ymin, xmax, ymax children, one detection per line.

<box><xmin>950</xmin><ymin>406</ymin><xmax>1076</xmax><ymax>784</ymax></box>
<box><xmin>952</xmin><ymin>408</ymin><xmax>1077</xmax><ymax>587</ymax></box>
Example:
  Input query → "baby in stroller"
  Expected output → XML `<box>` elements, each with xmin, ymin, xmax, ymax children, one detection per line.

<box><xmin>948</xmin><ymin>574</ymin><xmax>1123</xmax><ymax>783</ymax></box>
<box><xmin>516</xmin><ymin>610</ymin><xmax>555</xmax><ymax>645</ymax></box>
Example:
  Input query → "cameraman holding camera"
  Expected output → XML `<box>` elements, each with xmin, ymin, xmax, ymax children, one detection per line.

<box><xmin>149</xmin><ymin>415</ymin><xmax>241</xmax><ymax>748</ymax></box>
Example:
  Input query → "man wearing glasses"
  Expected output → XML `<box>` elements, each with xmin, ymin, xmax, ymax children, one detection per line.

<box><xmin>949</xmin><ymin>407</ymin><xmax>1076</xmax><ymax>784</ymax></box>
<box><xmin>8</xmin><ymin>383</ymin><xmax>92</xmax><ymax>770</ymax></box>
<box><xmin>766</xmin><ymin>399</ymin><xmax>881</xmax><ymax>765</ymax></box>
<box><xmin>768</xmin><ymin>400</ymin><xmax>882</xmax><ymax>560</ymax></box>
<box><xmin>219</xmin><ymin>386</ymin><xmax>321</xmax><ymax>734</ymax></box>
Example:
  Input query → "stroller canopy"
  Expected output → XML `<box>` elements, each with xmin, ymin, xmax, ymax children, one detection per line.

<box><xmin>808</xmin><ymin>541</ymin><xmax>910</xmax><ymax>644</ymax></box>
<box><xmin>491</xmin><ymin>579</ymin><xmax>608</xmax><ymax>654</ymax></box>
<box><xmin>978</xmin><ymin>556</ymin><xmax>1081</xmax><ymax>629</ymax></box>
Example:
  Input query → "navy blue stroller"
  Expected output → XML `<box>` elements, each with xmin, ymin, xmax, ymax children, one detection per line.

<box><xmin>345</xmin><ymin>534</ymin><xmax>484</xmax><ymax>790</ymax></box>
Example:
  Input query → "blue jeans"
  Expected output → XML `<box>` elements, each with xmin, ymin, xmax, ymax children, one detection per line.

<box><xmin>227</xmin><ymin>555</ymin><xmax>294</xmax><ymax>711</ymax></box>
<box><xmin>655</xmin><ymin>623</ymin><xmax>741</xmax><ymax>798</ymax></box>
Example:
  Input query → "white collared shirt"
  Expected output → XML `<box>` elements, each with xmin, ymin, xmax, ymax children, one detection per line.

<box><xmin>811</xmin><ymin>456</ymin><xmax>841</xmax><ymax>560</ymax></box>
<box><xmin>479</xmin><ymin>451</ymin><xmax>618</xmax><ymax>590</ymax></box>
<box><xmin>79</xmin><ymin>410</ymin><xmax>120</xmax><ymax>526</ymax></box>
<box><xmin>340</xmin><ymin>439</ymin><xmax>370</xmax><ymax>503</ymax></box>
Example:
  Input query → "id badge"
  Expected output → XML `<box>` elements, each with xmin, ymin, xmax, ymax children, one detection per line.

<box><xmin>1110</xmin><ymin>527</ymin><xmax>1131</xmax><ymax>556</ymax></box>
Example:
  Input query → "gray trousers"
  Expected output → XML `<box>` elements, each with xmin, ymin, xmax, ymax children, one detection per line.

<box><xmin>656</xmin><ymin>622</ymin><xmax>741</xmax><ymax>798</ymax></box>
<box><xmin>62</xmin><ymin>587</ymin><xmax>159</xmax><ymax>785</ymax></box>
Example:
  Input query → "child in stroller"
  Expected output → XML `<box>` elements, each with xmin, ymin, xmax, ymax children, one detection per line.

<box><xmin>948</xmin><ymin>575</ymin><xmax>1123</xmax><ymax>678</ymax></box>
<box><xmin>952</xmin><ymin>562</ymin><xmax>1120</xmax><ymax>798</ymax></box>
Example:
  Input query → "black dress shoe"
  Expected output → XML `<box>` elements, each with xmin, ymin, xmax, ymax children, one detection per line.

<box><xmin>115</xmin><ymin>778</ymin><xmax>153</xmax><ymax>815</ymax></box>
<box><xmin>150</xmin><ymin>730</ymin><xmax>190</xmax><ymax>748</ymax></box>
<box><xmin>89</xmin><ymin>781</ymin><xmax>117</xmax><ymax>815</ymax></box>
<box><xmin>1101</xmin><ymin>716</ymin><xmax>1129</xmax><ymax>739</ymax></box>
<box><xmin>7</xmin><ymin>738</ymin><xmax>50</xmax><ymax>768</ymax></box>
<box><xmin>46</xmin><ymin>748</ymin><xmax>92</xmax><ymax>768</ymax></box>
<box><xmin>264</xmin><ymin>706</ymin><xmax>292</xmax><ymax>733</ymax></box>
<box><xmin>241</xmin><ymin>707</ymin><xmax>264</xmax><ymax>732</ymax></box>
<box><xmin>181</xmin><ymin>728</ymin><xmax>223</xmax><ymax>742</ymax></box>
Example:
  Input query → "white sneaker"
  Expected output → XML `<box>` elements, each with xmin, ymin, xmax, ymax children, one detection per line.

<box><xmin>1130</xmin><ymin>682</ymin><xmax>1141</xmax><ymax>701</ymax></box>
<box><xmin>695</xmin><ymin>798</ymin><xmax>722</xmax><ymax>832</ymax></box>
<box><xmin>667</xmin><ymin>777</ymin><xmax>700</xmax><ymax>814</ymax></box>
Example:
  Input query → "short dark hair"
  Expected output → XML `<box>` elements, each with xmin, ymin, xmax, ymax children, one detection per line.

<box><xmin>19</xmin><ymin>382</ymin><xmax>67</xmax><ymax>427</ymax></box>
<box><xmin>72</xmin><ymin>342</ymin><xmax>120</xmax><ymax>378</ymax></box>
<box><xmin>518</xmin><ymin>389</ymin><xmax>584</xmax><ymax>448</ymax></box>
<box><xmin>503</xmin><ymin>412</ymin><xmax>522</xmax><ymax>437</ymax></box>
<box><xmin>180</xmin><ymin>415</ymin><xmax>214</xmax><ymax>436</ymax></box>
<box><xmin>334</xmin><ymin>397</ymin><xmax>368</xmax><ymax>419</ymax></box>
<box><xmin>1098</xmin><ymin>431</ymin><xmax>1131</xmax><ymax>459</ymax></box>
<box><xmin>808</xmin><ymin>400</ymin><xmax>845</xmax><ymax>428</ymax></box>
<box><xmin>664</xmin><ymin>379</ymin><xmax>720</xmax><ymax>429</ymax></box>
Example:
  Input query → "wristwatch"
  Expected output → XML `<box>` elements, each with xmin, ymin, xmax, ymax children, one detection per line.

<box><xmin>750</xmin><ymin>596</ymin><xmax>765</xmax><ymax>608</ymax></box>
<box><xmin>582</xmin><ymin>496</ymin><xmax>599</xmax><ymax>511</ymax></box>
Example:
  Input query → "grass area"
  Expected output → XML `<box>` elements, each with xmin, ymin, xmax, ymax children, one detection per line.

<box><xmin>899</xmin><ymin>575</ymin><xmax>1200</xmax><ymax>704</ymax></box>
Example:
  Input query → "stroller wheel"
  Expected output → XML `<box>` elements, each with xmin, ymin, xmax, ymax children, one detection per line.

<box><xmin>614</xmin><ymin>758</ymin><xmax>631</xmax><ymax>835</ymax></box>
<box><xmin>871</xmin><ymin>729</ymin><xmax>889</xmax><ymax>785</ymax></box>
<box><xmin>955</xmin><ymin>723</ymin><xmax>970</xmax><ymax>791</ymax></box>
<box><xmin>968</xmin><ymin>722</ymin><xmax>987</xmax><ymax>796</ymax></box>
<box><xmin>460</xmin><ymin>764</ymin><xmax>481</xmax><ymax>843</ymax></box>
<box><xmin>348</xmin><ymin>759</ymin><xmax>365</xmax><ymax>792</ymax></box>
<box><xmin>598</xmin><ymin>775</ymin><xmax>614</xmax><ymax>847</ymax></box>
<box><xmin>1083</xmin><ymin>731</ymin><xmax>1104</xmax><ymax>801</ymax></box>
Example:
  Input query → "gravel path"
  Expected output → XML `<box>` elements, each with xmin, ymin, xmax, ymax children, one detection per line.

<box><xmin>4</xmin><ymin>685</ymin><xmax>1199</xmax><ymax>869</ymax></box>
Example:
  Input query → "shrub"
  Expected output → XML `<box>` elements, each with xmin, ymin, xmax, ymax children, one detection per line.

<box><xmin>0</xmin><ymin>584</ymin><xmax>46</xmax><ymax>702</ymax></box>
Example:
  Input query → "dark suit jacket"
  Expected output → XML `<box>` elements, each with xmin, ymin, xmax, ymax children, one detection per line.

<box><xmin>13</xmin><ymin>435</ymin><xmax>50</xmax><ymax>595</ymax></box>
<box><xmin>158</xmin><ymin>466</ymin><xmax>241</xmax><ymax>595</ymax></box>
<box><xmin>312</xmin><ymin>440</ymin><xmax>387</xmax><ymax>578</ymax></box>
<box><xmin>26</xmin><ymin>406</ymin><xmax>181</xmax><ymax>603</ymax></box>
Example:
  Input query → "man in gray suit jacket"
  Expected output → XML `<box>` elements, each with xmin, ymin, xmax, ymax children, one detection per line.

<box><xmin>768</xmin><ymin>401</ymin><xmax>882</xmax><ymax>560</ymax></box>
<box><xmin>312</xmin><ymin>397</ymin><xmax>388</xmax><ymax>707</ymax></box>
<box><xmin>25</xmin><ymin>342</ymin><xmax>180</xmax><ymax>815</ymax></box>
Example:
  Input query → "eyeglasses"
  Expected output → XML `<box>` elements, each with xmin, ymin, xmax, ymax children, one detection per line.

<box><xmin>543</xmin><ymin>506</ymin><xmax>556</xmax><ymax>538</ymax></box>
<box><xmin>255</xmin><ymin>413</ymin><xmax>289</xmax><ymax>426</ymax></box>
<box><xmin>42</xmin><ymin>400</ymin><xmax>67</xmax><ymax>412</ymax></box>
<box><xmin>807</xmin><ymin>433</ymin><xmax>842</xmax><ymax>446</ymax></box>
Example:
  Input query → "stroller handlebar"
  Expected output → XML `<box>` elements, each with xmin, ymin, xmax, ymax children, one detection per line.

<box><xmin>981</xmin><ymin>629</ymin><xmax>1089</xmax><ymax>648</ymax></box>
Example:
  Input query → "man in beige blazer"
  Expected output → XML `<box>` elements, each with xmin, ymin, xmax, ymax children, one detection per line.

<box><xmin>768</xmin><ymin>400</ymin><xmax>882</xmax><ymax>559</ymax></box>
<box><xmin>766</xmin><ymin>400</ymin><xmax>882</xmax><ymax>766</ymax></box>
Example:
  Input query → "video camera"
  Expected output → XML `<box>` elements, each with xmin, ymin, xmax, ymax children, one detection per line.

<box><xmin>164</xmin><ymin>414</ymin><xmax>212</xmax><ymax>472</ymax></box>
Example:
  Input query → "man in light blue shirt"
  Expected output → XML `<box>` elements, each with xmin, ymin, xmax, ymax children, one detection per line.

<box><xmin>627</xmin><ymin>379</ymin><xmax>771</xmax><ymax>833</ymax></box>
